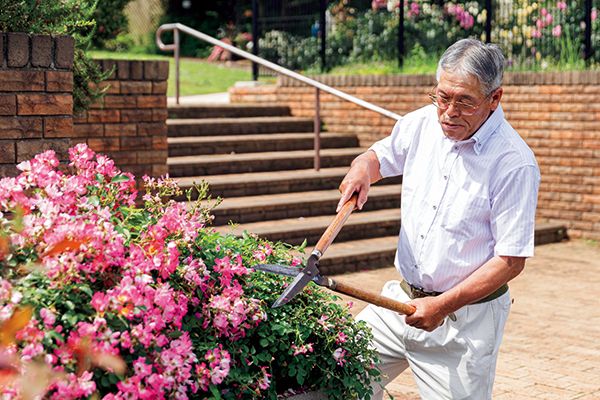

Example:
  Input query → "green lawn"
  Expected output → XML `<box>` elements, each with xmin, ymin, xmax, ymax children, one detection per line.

<box><xmin>315</xmin><ymin>59</ymin><xmax>439</xmax><ymax>76</ymax></box>
<box><xmin>89</xmin><ymin>50</ymin><xmax>255</xmax><ymax>97</ymax></box>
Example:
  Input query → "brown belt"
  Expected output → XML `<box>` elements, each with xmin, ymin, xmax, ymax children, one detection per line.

<box><xmin>400</xmin><ymin>280</ymin><xmax>508</xmax><ymax>304</ymax></box>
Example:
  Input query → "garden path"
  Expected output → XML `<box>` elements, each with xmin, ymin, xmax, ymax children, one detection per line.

<box><xmin>167</xmin><ymin>92</ymin><xmax>229</xmax><ymax>105</ymax></box>
<box><xmin>334</xmin><ymin>239</ymin><xmax>600</xmax><ymax>400</ymax></box>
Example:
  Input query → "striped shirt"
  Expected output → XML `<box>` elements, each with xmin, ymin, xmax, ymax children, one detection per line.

<box><xmin>370</xmin><ymin>104</ymin><xmax>540</xmax><ymax>292</ymax></box>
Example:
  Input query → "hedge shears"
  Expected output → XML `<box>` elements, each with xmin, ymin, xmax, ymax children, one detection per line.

<box><xmin>254</xmin><ymin>195</ymin><xmax>416</xmax><ymax>315</ymax></box>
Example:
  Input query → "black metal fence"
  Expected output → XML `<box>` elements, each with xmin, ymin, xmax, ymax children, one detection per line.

<box><xmin>251</xmin><ymin>0</ymin><xmax>328</xmax><ymax>77</ymax></box>
<box><xmin>250</xmin><ymin>0</ymin><xmax>598</xmax><ymax>75</ymax></box>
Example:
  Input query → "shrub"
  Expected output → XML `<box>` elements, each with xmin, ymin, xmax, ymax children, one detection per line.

<box><xmin>259</xmin><ymin>31</ymin><xmax>321</xmax><ymax>71</ymax></box>
<box><xmin>0</xmin><ymin>0</ymin><xmax>108</xmax><ymax>113</ymax></box>
<box><xmin>92</xmin><ymin>0</ymin><xmax>133</xmax><ymax>48</ymax></box>
<box><xmin>0</xmin><ymin>145</ymin><xmax>380</xmax><ymax>399</ymax></box>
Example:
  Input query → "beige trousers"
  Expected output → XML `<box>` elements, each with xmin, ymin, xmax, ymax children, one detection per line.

<box><xmin>357</xmin><ymin>280</ymin><xmax>511</xmax><ymax>400</ymax></box>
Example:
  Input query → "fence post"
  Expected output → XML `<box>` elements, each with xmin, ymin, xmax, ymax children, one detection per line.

<box><xmin>485</xmin><ymin>0</ymin><xmax>492</xmax><ymax>43</ymax></box>
<box><xmin>584</xmin><ymin>0</ymin><xmax>593</xmax><ymax>60</ymax></box>
<box><xmin>398</xmin><ymin>0</ymin><xmax>405</xmax><ymax>67</ymax></box>
<box><xmin>320</xmin><ymin>0</ymin><xmax>327</xmax><ymax>72</ymax></box>
<box><xmin>252</xmin><ymin>0</ymin><xmax>260</xmax><ymax>81</ymax></box>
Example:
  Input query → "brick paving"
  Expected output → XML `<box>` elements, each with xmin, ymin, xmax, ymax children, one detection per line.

<box><xmin>332</xmin><ymin>240</ymin><xmax>600</xmax><ymax>399</ymax></box>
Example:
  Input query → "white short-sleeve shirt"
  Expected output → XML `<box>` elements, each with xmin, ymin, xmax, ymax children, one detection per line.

<box><xmin>370</xmin><ymin>104</ymin><xmax>540</xmax><ymax>292</ymax></box>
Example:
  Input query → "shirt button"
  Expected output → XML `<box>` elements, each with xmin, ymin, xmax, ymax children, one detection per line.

<box><xmin>444</xmin><ymin>175</ymin><xmax>448</xmax><ymax>180</ymax></box>
<box><xmin>433</xmin><ymin>205</ymin><xmax>437</xmax><ymax>210</ymax></box>
<box><xmin>414</xmin><ymin>264</ymin><xmax>418</xmax><ymax>269</ymax></box>
<box><xmin>420</xmin><ymin>234</ymin><xmax>424</xmax><ymax>239</ymax></box>
<box><xmin>454</xmin><ymin>146</ymin><xmax>459</xmax><ymax>150</ymax></box>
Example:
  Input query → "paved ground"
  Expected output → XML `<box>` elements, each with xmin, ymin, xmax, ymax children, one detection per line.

<box><xmin>332</xmin><ymin>239</ymin><xmax>600</xmax><ymax>400</ymax></box>
<box><xmin>167</xmin><ymin>92</ymin><xmax>230</xmax><ymax>105</ymax></box>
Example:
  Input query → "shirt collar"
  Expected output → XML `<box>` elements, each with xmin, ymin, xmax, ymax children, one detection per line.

<box><xmin>468</xmin><ymin>105</ymin><xmax>504</xmax><ymax>155</ymax></box>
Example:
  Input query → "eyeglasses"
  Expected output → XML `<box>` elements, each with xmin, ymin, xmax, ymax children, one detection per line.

<box><xmin>428</xmin><ymin>86</ymin><xmax>495</xmax><ymax>116</ymax></box>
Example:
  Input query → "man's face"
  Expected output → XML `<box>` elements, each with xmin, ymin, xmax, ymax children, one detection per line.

<box><xmin>435</xmin><ymin>70</ymin><xmax>503</xmax><ymax>141</ymax></box>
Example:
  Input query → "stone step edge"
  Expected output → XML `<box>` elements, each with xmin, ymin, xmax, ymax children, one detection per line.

<box><xmin>176</xmin><ymin>167</ymin><xmax>352</xmax><ymax>188</ymax></box>
<box><xmin>206</xmin><ymin>184</ymin><xmax>401</xmax><ymax>212</ymax></box>
<box><xmin>304</xmin><ymin>222</ymin><xmax>567</xmax><ymax>273</ymax></box>
<box><xmin>167</xmin><ymin>103</ymin><xmax>287</xmax><ymax>110</ymax></box>
<box><xmin>215</xmin><ymin>208</ymin><xmax>401</xmax><ymax>237</ymax></box>
<box><xmin>167</xmin><ymin>116</ymin><xmax>313</xmax><ymax>125</ymax></box>
<box><xmin>176</xmin><ymin>169</ymin><xmax>401</xmax><ymax>192</ymax></box>
<box><xmin>168</xmin><ymin>132</ymin><xmax>357</xmax><ymax>144</ymax></box>
<box><xmin>218</xmin><ymin>221</ymin><xmax>567</xmax><ymax>260</ymax></box>
<box><xmin>167</xmin><ymin>147</ymin><xmax>365</xmax><ymax>165</ymax></box>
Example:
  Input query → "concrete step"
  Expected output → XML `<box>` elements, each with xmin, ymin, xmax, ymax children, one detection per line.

<box><xmin>308</xmin><ymin>221</ymin><xmax>568</xmax><ymax>276</ymax></box>
<box><xmin>208</xmin><ymin>185</ymin><xmax>402</xmax><ymax>225</ymax></box>
<box><xmin>168</xmin><ymin>104</ymin><xmax>291</xmax><ymax>119</ymax></box>
<box><xmin>215</xmin><ymin>208</ymin><xmax>401</xmax><ymax>245</ymax></box>
<box><xmin>318</xmin><ymin>236</ymin><xmax>398</xmax><ymax>275</ymax></box>
<box><xmin>168</xmin><ymin>132</ymin><xmax>359</xmax><ymax>156</ymax></box>
<box><xmin>535</xmin><ymin>221</ymin><xmax>569</xmax><ymax>245</ymax></box>
<box><xmin>177</xmin><ymin>168</ymin><xmax>402</xmax><ymax>199</ymax></box>
<box><xmin>168</xmin><ymin>116</ymin><xmax>314</xmax><ymax>137</ymax></box>
<box><xmin>168</xmin><ymin>148</ymin><xmax>364</xmax><ymax>177</ymax></box>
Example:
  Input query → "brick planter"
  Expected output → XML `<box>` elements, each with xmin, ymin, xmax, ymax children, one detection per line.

<box><xmin>0</xmin><ymin>31</ymin><xmax>169</xmax><ymax>181</ymax></box>
<box><xmin>73</xmin><ymin>59</ymin><xmax>169</xmax><ymax>180</ymax></box>
<box><xmin>0</xmin><ymin>32</ymin><xmax>74</xmax><ymax>177</ymax></box>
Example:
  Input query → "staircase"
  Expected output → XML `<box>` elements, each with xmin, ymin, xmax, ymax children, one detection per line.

<box><xmin>167</xmin><ymin>102</ymin><xmax>568</xmax><ymax>275</ymax></box>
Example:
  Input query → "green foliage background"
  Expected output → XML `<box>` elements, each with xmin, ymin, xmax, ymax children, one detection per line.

<box><xmin>92</xmin><ymin>0</ymin><xmax>133</xmax><ymax>48</ymax></box>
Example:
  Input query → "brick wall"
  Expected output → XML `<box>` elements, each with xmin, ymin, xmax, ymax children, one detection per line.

<box><xmin>0</xmin><ymin>31</ymin><xmax>168</xmax><ymax>181</ymax></box>
<box><xmin>230</xmin><ymin>72</ymin><xmax>600</xmax><ymax>240</ymax></box>
<box><xmin>0</xmin><ymin>32</ymin><xmax>74</xmax><ymax>177</ymax></box>
<box><xmin>74</xmin><ymin>59</ymin><xmax>169</xmax><ymax>179</ymax></box>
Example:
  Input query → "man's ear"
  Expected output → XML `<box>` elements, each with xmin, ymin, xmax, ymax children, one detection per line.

<box><xmin>490</xmin><ymin>87</ymin><xmax>503</xmax><ymax>110</ymax></box>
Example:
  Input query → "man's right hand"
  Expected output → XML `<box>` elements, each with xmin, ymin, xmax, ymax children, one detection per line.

<box><xmin>337</xmin><ymin>150</ymin><xmax>382</xmax><ymax>212</ymax></box>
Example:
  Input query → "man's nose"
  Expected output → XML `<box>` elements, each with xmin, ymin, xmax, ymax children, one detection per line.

<box><xmin>445</xmin><ymin>102</ymin><xmax>461</xmax><ymax>118</ymax></box>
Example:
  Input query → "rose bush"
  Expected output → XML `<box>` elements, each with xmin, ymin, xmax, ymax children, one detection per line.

<box><xmin>0</xmin><ymin>144</ymin><xmax>381</xmax><ymax>399</ymax></box>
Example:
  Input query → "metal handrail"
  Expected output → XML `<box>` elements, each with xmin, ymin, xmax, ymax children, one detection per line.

<box><xmin>156</xmin><ymin>23</ymin><xmax>403</xmax><ymax>170</ymax></box>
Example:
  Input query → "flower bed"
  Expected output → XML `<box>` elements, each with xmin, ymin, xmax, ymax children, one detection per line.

<box><xmin>0</xmin><ymin>145</ymin><xmax>380</xmax><ymax>399</ymax></box>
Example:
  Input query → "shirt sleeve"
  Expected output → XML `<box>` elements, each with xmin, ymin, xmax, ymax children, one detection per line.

<box><xmin>369</xmin><ymin>117</ymin><xmax>414</xmax><ymax>178</ymax></box>
<box><xmin>491</xmin><ymin>164</ymin><xmax>541</xmax><ymax>257</ymax></box>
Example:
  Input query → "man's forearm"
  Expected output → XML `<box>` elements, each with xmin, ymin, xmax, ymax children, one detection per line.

<box><xmin>351</xmin><ymin>150</ymin><xmax>383</xmax><ymax>184</ymax></box>
<box><xmin>436</xmin><ymin>256</ymin><xmax>525</xmax><ymax>315</ymax></box>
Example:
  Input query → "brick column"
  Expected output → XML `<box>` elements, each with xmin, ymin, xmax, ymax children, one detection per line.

<box><xmin>0</xmin><ymin>32</ymin><xmax>74</xmax><ymax>176</ymax></box>
<box><xmin>73</xmin><ymin>59</ymin><xmax>169</xmax><ymax>179</ymax></box>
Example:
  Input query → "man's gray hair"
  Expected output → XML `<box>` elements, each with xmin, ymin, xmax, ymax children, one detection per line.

<box><xmin>436</xmin><ymin>38</ymin><xmax>505</xmax><ymax>95</ymax></box>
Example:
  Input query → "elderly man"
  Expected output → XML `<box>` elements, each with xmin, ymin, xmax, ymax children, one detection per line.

<box><xmin>337</xmin><ymin>39</ymin><xmax>540</xmax><ymax>399</ymax></box>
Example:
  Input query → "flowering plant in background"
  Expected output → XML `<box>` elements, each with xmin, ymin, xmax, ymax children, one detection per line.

<box><xmin>266</xmin><ymin>0</ymin><xmax>598</xmax><ymax>72</ymax></box>
<box><xmin>333</xmin><ymin>0</ymin><xmax>484</xmax><ymax>64</ymax></box>
<box><xmin>0</xmin><ymin>145</ymin><xmax>380</xmax><ymax>399</ymax></box>
<box><xmin>490</xmin><ymin>0</ymin><xmax>591</xmax><ymax>67</ymax></box>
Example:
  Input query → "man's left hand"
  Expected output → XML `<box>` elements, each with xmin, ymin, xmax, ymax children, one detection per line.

<box><xmin>404</xmin><ymin>297</ymin><xmax>449</xmax><ymax>332</ymax></box>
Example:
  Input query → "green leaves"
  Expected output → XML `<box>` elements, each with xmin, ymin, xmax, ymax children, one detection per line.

<box><xmin>1</xmin><ymin>154</ymin><xmax>380</xmax><ymax>399</ymax></box>
<box><xmin>209</xmin><ymin>385</ymin><xmax>223</xmax><ymax>399</ymax></box>
<box><xmin>110</xmin><ymin>174</ymin><xmax>130</xmax><ymax>184</ymax></box>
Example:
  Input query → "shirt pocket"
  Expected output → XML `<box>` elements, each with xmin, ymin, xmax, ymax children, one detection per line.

<box><xmin>441</xmin><ymin>187</ymin><xmax>490</xmax><ymax>238</ymax></box>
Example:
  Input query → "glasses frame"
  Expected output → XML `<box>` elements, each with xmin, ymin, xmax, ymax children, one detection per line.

<box><xmin>428</xmin><ymin>85</ymin><xmax>496</xmax><ymax>116</ymax></box>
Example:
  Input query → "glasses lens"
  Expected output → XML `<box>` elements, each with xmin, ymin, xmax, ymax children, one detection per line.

<box><xmin>458</xmin><ymin>103</ymin><xmax>478</xmax><ymax>115</ymax></box>
<box><xmin>429</xmin><ymin>92</ymin><xmax>480</xmax><ymax>115</ymax></box>
<box><xmin>429</xmin><ymin>93</ymin><xmax>444</xmax><ymax>109</ymax></box>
